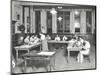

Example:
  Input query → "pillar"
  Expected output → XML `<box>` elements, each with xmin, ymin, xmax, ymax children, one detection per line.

<box><xmin>52</xmin><ymin>13</ymin><xmax>57</xmax><ymax>33</ymax></box>
<box><xmin>92</xmin><ymin>9</ymin><xmax>95</xmax><ymax>34</ymax></box>
<box><xmin>24</xmin><ymin>7</ymin><xmax>29</xmax><ymax>33</ymax></box>
<box><xmin>70</xmin><ymin>10</ymin><xmax>75</xmax><ymax>34</ymax></box>
<box><xmin>40</xmin><ymin>9</ymin><xmax>47</xmax><ymax>33</ymax></box>
<box><xmin>30</xmin><ymin>7</ymin><xmax>35</xmax><ymax>33</ymax></box>
<box><xmin>80</xmin><ymin>9</ymin><xmax>86</xmax><ymax>34</ymax></box>
<box><xmin>20</xmin><ymin>6</ymin><xmax>23</xmax><ymax>25</ymax></box>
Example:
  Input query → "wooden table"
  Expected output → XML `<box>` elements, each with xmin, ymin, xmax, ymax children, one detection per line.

<box><xmin>48</xmin><ymin>40</ymin><xmax>69</xmax><ymax>50</ymax></box>
<box><xmin>67</xmin><ymin>46</ymin><xmax>82</xmax><ymax>62</ymax></box>
<box><xmin>48</xmin><ymin>40</ymin><xmax>69</xmax><ymax>43</ymax></box>
<box><xmin>22</xmin><ymin>51</ymin><xmax>56</xmax><ymax>72</ymax></box>
<box><xmin>14</xmin><ymin>42</ymin><xmax>41</xmax><ymax>63</ymax></box>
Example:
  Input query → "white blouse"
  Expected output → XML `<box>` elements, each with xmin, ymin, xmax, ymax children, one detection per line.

<box><xmin>40</xmin><ymin>34</ymin><xmax>46</xmax><ymax>40</ymax></box>
<box><xmin>62</xmin><ymin>36</ymin><xmax>67</xmax><ymax>41</ymax></box>
<box><xmin>24</xmin><ymin>36</ymin><xmax>30</xmax><ymax>44</ymax></box>
<box><xmin>55</xmin><ymin>36</ymin><xmax>60</xmax><ymax>41</ymax></box>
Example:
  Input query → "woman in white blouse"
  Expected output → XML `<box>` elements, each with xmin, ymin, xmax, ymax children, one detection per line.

<box><xmin>55</xmin><ymin>35</ymin><xmax>61</xmax><ymax>41</ymax></box>
<box><xmin>62</xmin><ymin>35</ymin><xmax>68</xmax><ymax>41</ymax></box>
<box><xmin>24</xmin><ymin>35</ymin><xmax>30</xmax><ymax>45</ymax></box>
<box><xmin>30</xmin><ymin>35</ymin><xmax>34</xmax><ymax>42</ymax></box>
<box><xmin>33</xmin><ymin>35</ymin><xmax>40</xmax><ymax>44</ymax></box>
<box><xmin>77</xmin><ymin>40</ymin><xmax>91</xmax><ymax>63</ymax></box>
<box><xmin>46</xmin><ymin>34</ymin><xmax>51</xmax><ymax>40</ymax></box>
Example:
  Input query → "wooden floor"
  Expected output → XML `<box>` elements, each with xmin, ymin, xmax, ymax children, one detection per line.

<box><xmin>12</xmin><ymin>43</ymin><xmax>96</xmax><ymax>73</ymax></box>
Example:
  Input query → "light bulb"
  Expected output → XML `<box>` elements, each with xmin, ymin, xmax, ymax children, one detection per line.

<box><xmin>75</xmin><ymin>10</ymin><xmax>79</xmax><ymax>15</ymax></box>
<box><xmin>74</xmin><ymin>22</ymin><xmax>80</xmax><ymax>28</ymax></box>
<box><xmin>50</xmin><ymin>8</ymin><xmax>57</xmax><ymax>15</ymax></box>
<box><xmin>58</xmin><ymin>16</ymin><xmax>62</xmax><ymax>21</ymax></box>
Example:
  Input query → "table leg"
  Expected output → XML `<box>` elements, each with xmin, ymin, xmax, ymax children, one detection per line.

<box><xmin>46</xmin><ymin>58</ymin><xmax>52</xmax><ymax>71</ymax></box>
<box><xmin>50</xmin><ymin>64</ymin><xmax>52</xmax><ymax>71</ymax></box>
<box><xmin>68</xmin><ymin>50</ymin><xmax>70</xmax><ymax>63</ymax></box>
<box><xmin>16</xmin><ymin>50</ymin><xmax>18</xmax><ymax>65</ymax></box>
<box><xmin>46</xmin><ymin>64</ymin><xmax>50</xmax><ymax>72</ymax></box>
<box><xmin>49</xmin><ymin>56</ymin><xmax>55</xmax><ymax>71</ymax></box>
<box><xmin>24</xmin><ymin>59</ymin><xmax>27</xmax><ymax>73</ymax></box>
<box><xmin>40</xmin><ymin>45</ymin><xmax>41</xmax><ymax>51</ymax></box>
<box><xmin>52</xmin><ymin>56</ymin><xmax>55</xmax><ymax>70</ymax></box>
<box><xmin>27</xmin><ymin>50</ymin><xmax>29</xmax><ymax>53</ymax></box>
<box><xmin>48</xmin><ymin>63</ymin><xmax>52</xmax><ymax>71</ymax></box>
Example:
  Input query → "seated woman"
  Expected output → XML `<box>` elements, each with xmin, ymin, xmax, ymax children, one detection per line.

<box><xmin>77</xmin><ymin>40</ymin><xmax>91</xmax><ymax>63</ymax></box>
<box><xmin>76</xmin><ymin>36</ymin><xmax>84</xmax><ymax>47</ymax></box>
<box><xmin>55</xmin><ymin>35</ymin><xmax>61</xmax><ymax>41</ymax></box>
<box><xmin>17</xmin><ymin>36</ymin><xmax>24</xmax><ymax>45</ymax></box>
<box><xmin>33</xmin><ymin>35</ymin><xmax>40</xmax><ymax>44</ymax></box>
<box><xmin>79</xmin><ymin>37</ymin><xmax>84</xmax><ymax>44</ymax></box>
<box><xmin>68</xmin><ymin>37</ymin><xmax>77</xmax><ymax>47</ymax></box>
<box><xmin>46</xmin><ymin>34</ymin><xmax>51</xmax><ymax>40</ymax></box>
<box><xmin>29</xmin><ymin>35</ymin><xmax>40</xmax><ymax>44</ymax></box>
<box><xmin>62</xmin><ymin>35</ymin><xmax>68</xmax><ymax>41</ymax></box>
<box><xmin>30</xmin><ymin>35</ymin><xmax>34</xmax><ymax>43</ymax></box>
<box><xmin>24</xmin><ymin>35</ymin><xmax>30</xmax><ymax>45</ymax></box>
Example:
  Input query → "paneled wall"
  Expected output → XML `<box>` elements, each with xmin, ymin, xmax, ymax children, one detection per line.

<box><xmin>12</xmin><ymin>1</ymin><xmax>23</xmax><ymax>33</ymax></box>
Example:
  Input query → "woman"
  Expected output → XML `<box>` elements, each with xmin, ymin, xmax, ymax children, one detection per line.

<box><xmin>62</xmin><ymin>35</ymin><xmax>68</xmax><ymax>41</ymax></box>
<box><xmin>55</xmin><ymin>35</ymin><xmax>60</xmax><ymax>41</ymax></box>
<box><xmin>30</xmin><ymin>35</ymin><xmax>34</xmax><ymax>43</ymax></box>
<box><xmin>24</xmin><ymin>35</ymin><xmax>30</xmax><ymax>45</ymax></box>
<box><xmin>77</xmin><ymin>40</ymin><xmax>91</xmax><ymax>63</ymax></box>
<box><xmin>33</xmin><ymin>35</ymin><xmax>40</xmax><ymax>44</ymax></box>
<box><xmin>46</xmin><ymin>34</ymin><xmax>51</xmax><ymax>40</ymax></box>
<box><xmin>68</xmin><ymin>37</ymin><xmax>77</xmax><ymax>47</ymax></box>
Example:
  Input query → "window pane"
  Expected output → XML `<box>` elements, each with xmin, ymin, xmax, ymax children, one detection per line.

<box><xmin>47</xmin><ymin>11</ymin><xmax>52</xmax><ymax>33</ymax></box>
<box><xmin>35</xmin><ymin>11</ymin><xmax>41</xmax><ymax>33</ymax></box>
<box><xmin>74</xmin><ymin>11</ymin><xmax>81</xmax><ymax>33</ymax></box>
<box><xmin>86</xmin><ymin>11</ymin><xmax>92</xmax><ymax>33</ymax></box>
<box><xmin>64</xmin><ymin>12</ymin><xmax>70</xmax><ymax>32</ymax></box>
<box><xmin>17</xmin><ymin>14</ymin><xmax>20</xmax><ymax>20</ymax></box>
<box><xmin>57</xmin><ymin>11</ymin><xmax>70</xmax><ymax>33</ymax></box>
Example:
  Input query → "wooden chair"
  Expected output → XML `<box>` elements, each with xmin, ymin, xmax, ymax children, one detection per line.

<box><xmin>83</xmin><ymin>54</ymin><xmax>91</xmax><ymax>63</ymax></box>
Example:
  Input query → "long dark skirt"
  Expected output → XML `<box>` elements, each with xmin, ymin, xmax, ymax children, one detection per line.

<box><xmin>42</xmin><ymin>39</ymin><xmax>48</xmax><ymax>51</ymax></box>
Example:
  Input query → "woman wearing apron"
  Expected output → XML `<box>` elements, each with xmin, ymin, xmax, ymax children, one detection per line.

<box><xmin>39</xmin><ymin>33</ymin><xmax>48</xmax><ymax>51</ymax></box>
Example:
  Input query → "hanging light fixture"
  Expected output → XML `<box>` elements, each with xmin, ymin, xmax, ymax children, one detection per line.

<box><xmin>58</xmin><ymin>16</ymin><xmax>62</xmax><ymax>21</ymax></box>
<box><xmin>75</xmin><ymin>10</ymin><xmax>79</xmax><ymax>15</ymax></box>
<box><xmin>58</xmin><ymin>6</ymin><xmax>62</xmax><ymax>9</ymax></box>
<box><xmin>50</xmin><ymin>8</ymin><xmax>57</xmax><ymax>15</ymax></box>
<box><xmin>74</xmin><ymin>21</ymin><xmax>80</xmax><ymax>28</ymax></box>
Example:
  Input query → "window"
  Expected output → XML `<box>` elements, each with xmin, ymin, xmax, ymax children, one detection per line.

<box><xmin>47</xmin><ymin>11</ymin><xmax>52</xmax><ymax>33</ymax></box>
<box><xmin>57</xmin><ymin>11</ymin><xmax>70</xmax><ymax>33</ymax></box>
<box><xmin>64</xmin><ymin>12</ymin><xmax>70</xmax><ymax>32</ymax></box>
<box><xmin>24</xmin><ymin>7</ymin><xmax>30</xmax><ymax>33</ymax></box>
<box><xmin>17</xmin><ymin>14</ymin><xmax>20</xmax><ymax>20</ymax></box>
<box><xmin>35</xmin><ymin>11</ymin><xmax>41</xmax><ymax>33</ymax></box>
<box><xmin>86</xmin><ymin>11</ymin><xmax>92</xmax><ymax>33</ymax></box>
<box><xmin>74</xmin><ymin>10</ymin><xmax>81</xmax><ymax>33</ymax></box>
